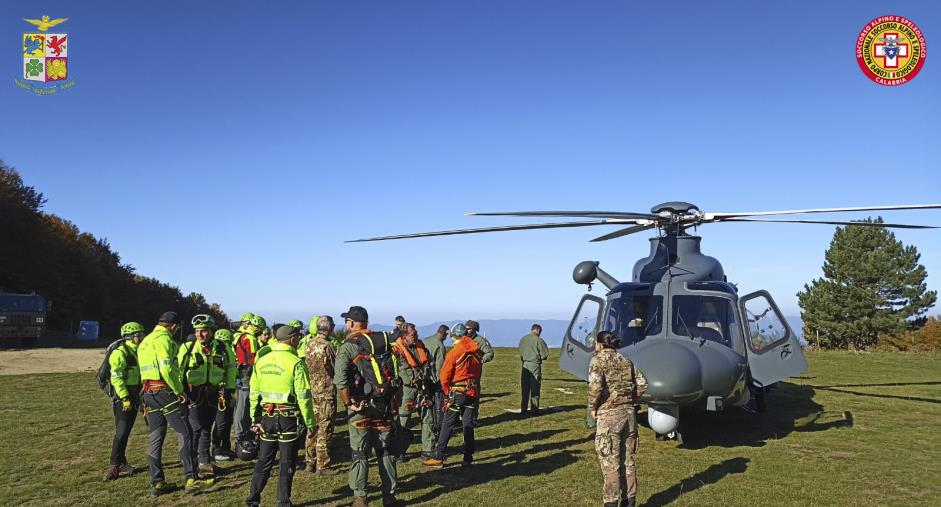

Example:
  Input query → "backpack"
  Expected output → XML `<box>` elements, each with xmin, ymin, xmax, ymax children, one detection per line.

<box><xmin>351</xmin><ymin>332</ymin><xmax>401</xmax><ymax>406</ymax></box>
<box><xmin>96</xmin><ymin>339</ymin><xmax>130</xmax><ymax>399</ymax></box>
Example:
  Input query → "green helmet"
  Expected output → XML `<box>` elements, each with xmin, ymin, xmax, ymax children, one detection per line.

<box><xmin>240</xmin><ymin>312</ymin><xmax>255</xmax><ymax>323</ymax></box>
<box><xmin>120</xmin><ymin>321</ymin><xmax>145</xmax><ymax>337</ymax></box>
<box><xmin>450</xmin><ymin>323</ymin><xmax>467</xmax><ymax>339</ymax></box>
<box><xmin>249</xmin><ymin>315</ymin><xmax>267</xmax><ymax>329</ymax></box>
<box><xmin>192</xmin><ymin>314</ymin><xmax>216</xmax><ymax>330</ymax></box>
<box><xmin>214</xmin><ymin>328</ymin><xmax>233</xmax><ymax>342</ymax></box>
<box><xmin>287</xmin><ymin>319</ymin><xmax>303</xmax><ymax>330</ymax></box>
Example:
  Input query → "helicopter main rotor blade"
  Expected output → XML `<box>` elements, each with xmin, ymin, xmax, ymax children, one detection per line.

<box><xmin>718</xmin><ymin>218</ymin><xmax>938</xmax><ymax>229</ymax></box>
<box><xmin>706</xmin><ymin>204</ymin><xmax>941</xmax><ymax>220</ymax></box>
<box><xmin>590</xmin><ymin>224</ymin><xmax>657</xmax><ymax>242</ymax></box>
<box><xmin>346</xmin><ymin>219</ymin><xmax>641</xmax><ymax>242</ymax></box>
<box><xmin>467</xmin><ymin>210</ymin><xmax>662</xmax><ymax>220</ymax></box>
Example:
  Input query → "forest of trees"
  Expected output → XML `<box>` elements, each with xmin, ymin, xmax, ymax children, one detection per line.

<box><xmin>0</xmin><ymin>161</ymin><xmax>228</xmax><ymax>339</ymax></box>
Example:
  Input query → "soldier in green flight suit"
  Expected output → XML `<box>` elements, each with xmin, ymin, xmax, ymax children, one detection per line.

<box><xmin>334</xmin><ymin>306</ymin><xmax>400</xmax><ymax>507</ymax></box>
<box><xmin>466</xmin><ymin>320</ymin><xmax>494</xmax><ymax>364</ymax></box>
<box><xmin>138</xmin><ymin>311</ymin><xmax>213</xmax><ymax>496</ymax></box>
<box><xmin>178</xmin><ymin>314</ymin><xmax>236</xmax><ymax>478</ymax></box>
<box><xmin>518</xmin><ymin>323</ymin><xmax>550</xmax><ymax>415</ymax></box>
<box><xmin>246</xmin><ymin>325</ymin><xmax>316</xmax><ymax>507</ymax></box>
<box><xmin>103</xmin><ymin>321</ymin><xmax>145</xmax><ymax>481</ymax></box>
<box><xmin>422</xmin><ymin>324</ymin><xmax>449</xmax><ymax>375</ymax></box>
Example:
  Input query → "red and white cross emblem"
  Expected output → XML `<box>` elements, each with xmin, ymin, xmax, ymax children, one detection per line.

<box><xmin>874</xmin><ymin>32</ymin><xmax>909</xmax><ymax>69</ymax></box>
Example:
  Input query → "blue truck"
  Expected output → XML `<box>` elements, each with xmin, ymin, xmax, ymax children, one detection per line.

<box><xmin>0</xmin><ymin>291</ymin><xmax>48</xmax><ymax>347</ymax></box>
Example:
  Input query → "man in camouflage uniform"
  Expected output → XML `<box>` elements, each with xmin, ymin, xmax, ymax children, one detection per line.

<box><xmin>304</xmin><ymin>315</ymin><xmax>339</xmax><ymax>475</ymax></box>
<box><xmin>588</xmin><ymin>331</ymin><xmax>647</xmax><ymax>507</ymax></box>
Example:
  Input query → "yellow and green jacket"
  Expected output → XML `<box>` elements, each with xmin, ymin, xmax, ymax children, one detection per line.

<box><xmin>178</xmin><ymin>338</ymin><xmax>237</xmax><ymax>388</ymax></box>
<box><xmin>109</xmin><ymin>340</ymin><xmax>141</xmax><ymax>400</ymax></box>
<box><xmin>249</xmin><ymin>342</ymin><xmax>315</xmax><ymax>429</ymax></box>
<box><xmin>138</xmin><ymin>325</ymin><xmax>184</xmax><ymax>395</ymax></box>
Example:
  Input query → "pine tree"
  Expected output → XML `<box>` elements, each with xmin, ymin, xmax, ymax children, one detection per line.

<box><xmin>798</xmin><ymin>217</ymin><xmax>936</xmax><ymax>349</ymax></box>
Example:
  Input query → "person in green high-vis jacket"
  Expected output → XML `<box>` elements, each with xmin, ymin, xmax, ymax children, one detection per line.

<box><xmin>519</xmin><ymin>323</ymin><xmax>550</xmax><ymax>415</ymax></box>
<box><xmin>139</xmin><ymin>311</ymin><xmax>212</xmax><ymax>496</ymax></box>
<box><xmin>104</xmin><ymin>321</ymin><xmax>146</xmax><ymax>482</ymax></box>
<box><xmin>246</xmin><ymin>325</ymin><xmax>315</xmax><ymax>507</ymax></box>
<box><xmin>178</xmin><ymin>314</ymin><xmax>237</xmax><ymax>478</ymax></box>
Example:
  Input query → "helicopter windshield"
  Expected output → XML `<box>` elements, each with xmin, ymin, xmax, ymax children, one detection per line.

<box><xmin>671</xmin><ymin>295</ymin><xmax>742</xmax><ymax>350</ymax></box>
<box><xmin>603</xmin><ymin>294</ymin><xmax>663</xmax><ymax>346</ymax></box>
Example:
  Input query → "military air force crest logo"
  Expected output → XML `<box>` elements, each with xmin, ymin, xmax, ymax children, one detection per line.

<box><xmin>16</xmin><ymin>15</ymin><xmax>75</xmax><ymax>95</ymax></box>
<box><xmin>856</xmin><ymin>15</ymin><xmax>927</xmax><ymax>86</ymax></box>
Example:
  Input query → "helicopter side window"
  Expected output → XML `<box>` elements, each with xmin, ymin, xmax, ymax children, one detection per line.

<box><xmin>671</xmin><ymin>295</ymin><xmax>740</xmax><ymax>348</ymax></box>
<box><xmin>603</xmin><ymin>295</ymin><xmax>663</xmax><ymax>346</ymax></box>
<box><xmin>743</xmin><ymin>295</ymin><xmax>788</xmax><ymax>353</ymax></box>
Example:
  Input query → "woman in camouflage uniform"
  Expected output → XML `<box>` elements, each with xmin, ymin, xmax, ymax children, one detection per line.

<box><xmin>588</xmin><ymin>331</ymin><xmax>647</xmax><ymax>507</ymax></box>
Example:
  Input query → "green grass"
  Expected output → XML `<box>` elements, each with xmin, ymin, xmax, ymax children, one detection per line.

<box><xmin>1</xmin><ymin>349</ymin><xmax>939</xmax><ymax>506</ymax></box>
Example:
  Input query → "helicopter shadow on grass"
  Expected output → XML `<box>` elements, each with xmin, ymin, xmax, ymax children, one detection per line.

<box><xmin>399</xmin><ymin>432</ymin><xmax>592</xmax><ymax>504</ymax></box>
<box><xmin>476</xmin><ymin>403</ymin><xmax>582</xmax><ymax>427</ymax></box>
<box><xmin>655</xmin><ymin>382</ymin><xmax>853</xmax><ymax>450</ymax></box>
<box><xmin>644</xmin><ymin>457</ymin><xmax>750</xmax><ymax>507</ymax></box>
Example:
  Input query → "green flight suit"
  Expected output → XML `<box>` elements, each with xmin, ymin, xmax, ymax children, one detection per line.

<box><xmin>474</xmin><ymin>334</ymin><xmax>494</xmax><ymax>363</ymax></box>
<box><xmin>422</xmin><ymin>334</ymin><xmax>447</xmax><ymax>381</ymax></box>
<box><xmin>333</xmin><ymin>337</ymin><xmax>398</xmax><ymax>500</ymax></box>
<box><xmin>518</xmin><ymin>332</ymin><xmax>550</xmax><ymax>412</ymax></box>
<box><xmin>396</xmin><ymin>341</ymin><xmax>436</xmax><ymax>458</ymax></box>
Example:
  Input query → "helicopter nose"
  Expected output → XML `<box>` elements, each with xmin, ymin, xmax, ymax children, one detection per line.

<box><xmin>631</xmin><ymin>340</ymin><xmax>703</xmax><ymax>404</ymax></box>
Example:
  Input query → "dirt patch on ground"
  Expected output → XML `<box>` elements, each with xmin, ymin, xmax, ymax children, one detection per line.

<box><xmin>0</xmin><ymin>348</ymin><xmax>104</xmax><ymax>375</ymax></box>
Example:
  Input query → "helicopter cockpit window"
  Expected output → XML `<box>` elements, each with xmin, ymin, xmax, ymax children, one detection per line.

<box><xmin>671</xmin><ymin>295</ymin><xmax>741</xmax><ymax>349</ymax></box>
<box><xmin>603</xmin><ymin>295</ymin><xmax>663</xmax><ymax>346</ymax></box>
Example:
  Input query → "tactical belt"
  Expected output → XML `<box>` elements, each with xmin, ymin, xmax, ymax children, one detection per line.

<box><xmin>352</xmin><ymin>417</ymin><xmax>393</xmax><ymax>430</ymax></box>
<box><xmin>143</xmin><ymin>380</ymin><xmax>170</xmax><ymax>392</ymax></box>
<box><xmin>263</xmin><ymin>403</ymin><xmax>299</xmax><ymax>417</ymax></box>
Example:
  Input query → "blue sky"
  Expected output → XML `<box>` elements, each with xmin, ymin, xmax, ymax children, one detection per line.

<box><xmin>2</xmin><ymin>1</ymin><xmax>939</xmax><ymax>327</ymax></box>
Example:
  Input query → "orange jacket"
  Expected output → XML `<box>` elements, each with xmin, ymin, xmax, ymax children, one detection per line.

<box><xmin>439</xmin><ymin>336</ymin><xmax>483</xmax><ymax>397</ymax></box>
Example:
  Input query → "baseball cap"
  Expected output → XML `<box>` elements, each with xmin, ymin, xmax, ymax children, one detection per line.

<box><xmin>341</xmin><ymin>306</ymin><xmax>369</xmax><ymax>323</ymax></box>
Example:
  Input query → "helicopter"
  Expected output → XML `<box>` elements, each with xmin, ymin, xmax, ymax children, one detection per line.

<box><xmin>349</xmin><ymin>201</ymin><xmax>940</xmax><ymax>443</ymax></box>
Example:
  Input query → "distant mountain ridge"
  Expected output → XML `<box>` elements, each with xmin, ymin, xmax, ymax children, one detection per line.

<box><xmin>370</xmin><ymin>319</ymin><xmax>570</xmax><ymax>347</ymax></box>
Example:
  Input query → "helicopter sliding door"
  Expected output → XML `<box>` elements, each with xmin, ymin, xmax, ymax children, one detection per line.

<box><xmin>559</xmin><ymin>294</ymin><xmax>604</xmax><ymax>380</ymax></box>
<box><xmin>739</xmin><ymin>290</ymin><xmax>807</xmax><ymax>385</ymax></box>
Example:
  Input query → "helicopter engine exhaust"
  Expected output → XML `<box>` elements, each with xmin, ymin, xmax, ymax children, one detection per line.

<box><xmin>647</xmin><ymin>405</ymin><xmax>680</xmax><ymax>435</ymax></box>
<box><xmin>573</xmin><ymin>261</ymin><xmax>619</xmax><ymax>290</ymax></box>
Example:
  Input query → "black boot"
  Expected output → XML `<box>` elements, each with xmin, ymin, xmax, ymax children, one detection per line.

<box><xmin>619</xmin><ymin>497</ymin><xmax>636</xmax><ymax>507</ymax></box>
<box><xmin>604</xmin><ymin>502</ymin><xmax>618</xmax><ymax>507</ymax></box>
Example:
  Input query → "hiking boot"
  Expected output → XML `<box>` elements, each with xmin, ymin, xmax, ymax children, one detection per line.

<box><xmin>151</xmin><ymin>480</ymin><xmax>175</xmax><ymax>496</ymax></box>
<box><xmin>185</xmin><ymin>477</ymin><xmax>214</xmax><ymax>495</ymax></box>
<box><xmin>351</xmin><ymin>496</ymin><xmax>368</xmax><ymax>507</ymax></box>
<box><xmin>198</xmin><ymin>463</ymin><xmax>216</xmax><ymax>478</ymax></box>
<box><xmin>422</xmin><ymin>457</ymin><xmax>444</xmax><ymax>469</ymax></box>
<box><xmin>461</xmin><ymin>459</ymin><xmax>473</xmax><ymax>468</ymax></box>
<box><xmin>117</xmin><ymin>462</ymin><xmax>136</xmax><ymax>476</ymax></box>
<box><xmin>103</xmin><ymin>465</ymin><xmax>120</xmax><ymax>481</ymax></box>
<box><xmin>619</xmin><ymin>497</ymin><xmax>636</xmax><ymax>507</ymax></box>
<box><xmin>213</xmin><ymin>448</ymin><xmax>235</xmax><ymax>461</ymax></box>
<box><xmin>395</xmin><ymin>453</ymin><xmax>409</xmax><ymax>464</ymax></box>
<box><xmin>382</xmin><ymin>494</ymin><xmax>399</xmax><ymax>507</ymax></box>
<box><xmin>315</xmin><ymin>467</ymin><xmax>341</xmax><ymax>477</ymax></box>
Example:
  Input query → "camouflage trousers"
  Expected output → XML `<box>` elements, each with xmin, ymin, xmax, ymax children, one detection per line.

<box><xmin>595</xmin><ymin>405</ymin><xmax>638</xmax><ymax>503</ymax></box>
<box><xmin>305</xmin><ymin>396</ymin><xmax>336</xmax><ymax>470</ymax></box>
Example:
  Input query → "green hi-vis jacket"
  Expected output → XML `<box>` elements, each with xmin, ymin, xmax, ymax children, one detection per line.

<box><xmin>139</xmin><ymin>325</ymin><xmax>184</xmax><ymax>395</ymax></box>
<box><xmin>249</xmin><ymin>342</ymin><xmax>316</xmax><ymax>429</ymax></box>
<box><xmin>178</xmin><ymin>338</ymin><xmax>237</xmax><ymax>388</ymax></box>
<box><xmin>109</xmin><ymin>340</ymin><xmax>141</xmax><ymax>400</ymax></box>
<box><xmin>518</xmin><ymin>332</ymin><xmax>550</xmax><ymax>365</ymax></box>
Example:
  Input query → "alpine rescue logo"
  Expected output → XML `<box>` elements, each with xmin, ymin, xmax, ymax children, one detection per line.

<box><xmin>15</xmin><ymin>15</ymin><xmax>76</xmax><ymax>95</ymax></box>
<box><xmin>856</xmin><ymin>15</ymin><xmax>927</xmax><ymax>86</ymax></box>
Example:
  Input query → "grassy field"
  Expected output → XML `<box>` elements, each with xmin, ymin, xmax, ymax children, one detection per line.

<box><xmin>0</xmin><ymin>349</ymin><xmax>939</xmax><ymax>506</ymax></box>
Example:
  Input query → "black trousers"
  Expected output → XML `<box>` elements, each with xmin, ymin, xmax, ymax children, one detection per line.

<box><xmin>212</xmin><ymin>389</ymin><xmax>233</xmax><ymax>453</ymax></box>
<box><xmin>188</xmin><ymin>394</ymin><xmax>217</xmax><ymax>465</ymax></box>
<box><xmin>432</xmin><ymin>392</ymin><xmax>478</xmax><ymax>462</ymax></box>
<box><xmin>142</xmin><ymin>389</ymin><xmax>198</xmax><ymax>483</ymax></box>
<box><xmin>110</xmin><ymin>393</ymin><xmax>140</xmax><ymax>466</ymax></box>
<box><xmin>247</xmin><ymin>413</ymin><xmax>300</xmax><ymax>507</ymax></box>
